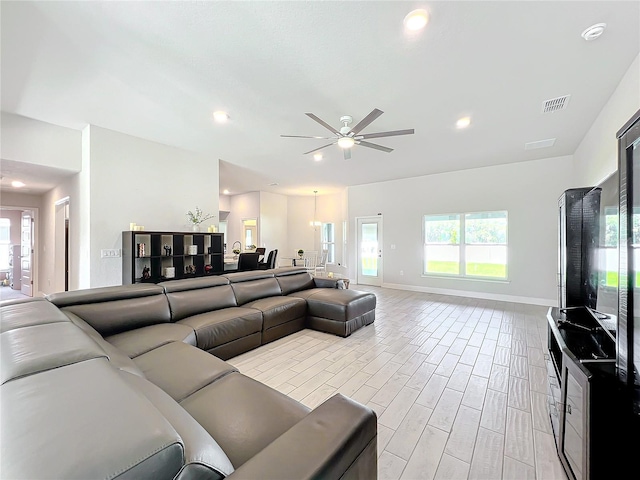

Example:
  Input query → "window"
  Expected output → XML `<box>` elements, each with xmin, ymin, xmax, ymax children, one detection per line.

<box><xmin>342</xmin><ymin>220</ymin><xmax>347</xmax><ymax>267</ymax></box>
<box><xmin>603</xmin><ymin>206</ymin><xmax>618</xmax><ymax>287</ymax></box>
<box><xmin>0</xmin><ymin>218</ymin><xmax>10</xmax><ymax>271</ymax></box>
<box><xmin>424</xmin><ymin>211</ymin><xmax>508</xmax><ymax>279</ymax></box>
<box><xmin>321</xmin><ymin>222</ymin><xmax>335</xmax><ymax>263</ymax></box>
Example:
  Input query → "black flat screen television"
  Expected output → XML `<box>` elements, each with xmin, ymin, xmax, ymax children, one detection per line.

<box><xmin>583</xmin><ymin>171</ymin><xmax>619</xmax><ymax>332</ymax></box>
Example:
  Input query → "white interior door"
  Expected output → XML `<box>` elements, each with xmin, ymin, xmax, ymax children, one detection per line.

<box><xmin>20</xmin><ymin>211</ymin><xmax>34</xmax><ymax>296</ymax></box>
<box><xmin>356</xmin><ymin>217</ymin><xmax>383</xmax><ymax>286</ymax></box>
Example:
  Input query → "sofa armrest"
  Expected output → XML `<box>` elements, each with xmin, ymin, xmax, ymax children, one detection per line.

<box><xmin>227</xmin><ymin>393</ymin><xmax>377</xmax><ymax>479</ymax></box>
<box><xmin>312</xmin><ymin>277</ymin><xmax>342</xmax><ymax>289</ymax></box>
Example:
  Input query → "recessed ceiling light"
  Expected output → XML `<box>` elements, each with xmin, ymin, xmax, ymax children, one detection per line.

<box><xmin>213</xmin><ymin>111</ymin><xmax>229</xmax><ymax>123</ymax></box>
<box><xmin>11</xmin><ymin>180</ymin><xmax>25</xmax><ymax>188</ymax></box>
<box><xmin>313</xmin><ymin>153</ymin><xmax>323</xmax><ymax>161</ymax></box>
<box><xmin>404</xmin><ymin>9</ymin><xmax>429</xmax><ymax>31</ymax></box>
<box><xmin>268</xmin><ymin>182</ymin><xmax>279</xmax><ymax>186</ymax></box>
<box><xmin>456</xmin><ymin>117</ymin><xmax>471</xmax><ymax>129</ymax></box>
<box><xmin>337</xmin><ymin>137</ymin><xmax>355</xmax><ymax>149</ymax></box>
<box><xmin>581</xmin><ymin>23</ymin><xmax>606</xmax><ymax>41</ymax></box>
<box><xmin>223</xmin><ymin>189</ymin><xmax>230</xmax><ymax>195</ymax></box>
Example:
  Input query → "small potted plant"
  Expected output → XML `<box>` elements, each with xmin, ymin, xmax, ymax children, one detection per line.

<box><xmin>297</xmin><ymin>249</ymin><xmax>304</xmax><ymax>259</ymax></box>
<box><xmin>186</xmin><ymin>207</ymin><xmax>215</xmax><ymax>232</ymax></box>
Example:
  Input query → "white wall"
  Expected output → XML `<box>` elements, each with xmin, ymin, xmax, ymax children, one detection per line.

<box><xmin>259</xmin><ymin>191</ymin><xmax>288</xmax><ymax>257</ymax></box>
<box><xmin>286</xmin><ymin>195</ymin><xmax>317</xmax><ymax>261</ymax></box>
<box><xmin>226</xmin><ymin>192</ymin><xmax>259</xmax><ymax>253</ymax></box>
<box><xmin>348</xmin><ymin>155</ymin><xmax>575</xmax><ymax>305</ymax></box>
<box><xmin>1</xmin><ymin>112</ymin><xmax>81</xmax><ymax>171</ymax></box>
<box><xmin>41</xmin><ymin>175</ymin><xmax>80</xmax><ymax>294</ymax></box>
<box><xmin>219</xmin><ymin>194</ymin><xmax>231</xmax><ymax>212</ymax></box>
<box><xmin>283</xmin><ymin>192</ymin><xmax>346</xmax><ymax>268</ymax></box>
<box><xmin>86</xmin><ymin>125</ymin><xmax>219</xmax><ymax>287</ymax></box>
<box><xmin>574</xmin><ymin>54</ymin><xmax>640</xmax><ymax>186</ymax></box>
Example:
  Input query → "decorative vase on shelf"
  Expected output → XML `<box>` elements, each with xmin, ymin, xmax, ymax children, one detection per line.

<box><xmin>187</xmin><ymin>207</ymin><xmax>214</xmax><ymax>234</ymax></box>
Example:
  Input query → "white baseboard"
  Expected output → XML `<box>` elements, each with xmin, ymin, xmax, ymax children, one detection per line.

<box><xmin>380</xmin><ymin>282</ymin><xmax>555</xmax><ymax>307</ymax></box>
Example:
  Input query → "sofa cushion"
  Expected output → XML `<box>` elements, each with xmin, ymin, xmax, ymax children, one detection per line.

<box><xmin>180</xmin><ymin>372</ymin><xmax>310</xmax><ymax>469</ymax></box>
<box><xmin>64</xmin><ymin>311</ymin><xmax>145</xmax><ymax>376</ymax></box>
<box><xmin>177</xmin><ymin>307</ymin><xmax>263</xmax><ymax>352</ymax></box>
<box><xmin>274</xmin><ymin>268</ymin><xmax>315</xmax><ymax>295</ymax></box>
<box><xmin>230</xmin><ymin>277</ymin><xmax>282</xmax><ymax>306</ymax></box>
<box><xmin>0</xmin><ymin>298</ymin><xmax>69</xmax><ymax>333</ymax></box>
<box><xmin>120</xmin><ymin>370</ymin><xmax>234</xmax><ymax>480</ymax></box>
<box><xmin>243</xmin><ymin>296</ymin><xmax>307</xmax><ymax>331</ymax></box>
<box><xmin>298</xmin><ymin>289</ymin><xmax>377</xmax><ymax>322</ymax></box>
<box><xmin>106</xmin><ymin>323</ymin><xmax>197</xmax><ymax>358</ymax></box>
<box><xmin>1</xmin><ymin>321</ymin><xmax>108</xmax><ymax>385</ymax></box>
<box><xmin>1</xmin><ymin>358</ymin><xmax>184</xmax><ymax>480</ymax></box>
<box><xmin>134</xmin><ymin>341</ymin><xmax>237</xmax><ymax>402</ymax></box>
<box><xmin>160</xmin><ymin>277</ymin><xmax>238</xmax><ymax>321</ymax></box>
<box><xmin>286</xmin><ymin>288</ymin><xmax>330</xmax><ymax>300</ymax></box>
<box><xmin>48</xmin><ymin>284</ymin><xmax>171</xmax><ymax>337</ymax></box>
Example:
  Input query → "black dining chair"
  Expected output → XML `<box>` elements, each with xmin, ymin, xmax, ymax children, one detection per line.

<box><xmin>236</xmin><ymin>252</ymin><xmax>260</xmax><ymax>272</ymax></box>
<box><xmin>258</xmin><ymin>249</ymin><xmax>278</xmax><ymax>270</ymax></box>
<box><xmin>255</xmin><ymin>247</ymin><xmax>266</xmax><ymax>262</ymax></box>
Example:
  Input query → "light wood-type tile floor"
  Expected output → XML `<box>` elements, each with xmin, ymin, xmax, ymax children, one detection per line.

<box><xmin>227</xmin><ymin>285</ymin><xmax>569</xmax><ymax>480</ymax></box>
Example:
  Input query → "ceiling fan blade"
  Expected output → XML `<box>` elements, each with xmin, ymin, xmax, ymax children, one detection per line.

<box><xmin>303</xmin><ymin>142</ymin><xmax>336</xmax><ymax>155</ymax></box>
<box><xmin>357</xmin><ymin>128</ymin><xmax>415</xmax><ymax>140</ymax></box>
<box><xmin>357</xmin><ymin>140</ymin><xmax>393</xmax><ymax>153</ymax></box>
<box><xmin>281</xmin><ymin>134</ymin><xmax>334</xmax><ymax>139</ymax></box>
<box><xmin>305</xmin><ymin>113</ymin><xmax>340</xmax><ymax>135</ymax></box>
<box><xmin>343</xmin><ymin>148</ymin><xmax>352</xmax><ymax>160</ymax></box>
<box><xmin>349</xmin><ymin>108</ymin><xmax>384</xmax><ymax>135</ymax></box>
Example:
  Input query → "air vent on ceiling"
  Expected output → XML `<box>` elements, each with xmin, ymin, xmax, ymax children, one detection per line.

<box><xmin>542</xmin><ymin>95</ymin><xmax>571</xmax><ymax>113</ymax></box>
<box><xmin>525</xmin><ymin>138</ymin><xmax>556</xmax><ymax>150</ymax></box>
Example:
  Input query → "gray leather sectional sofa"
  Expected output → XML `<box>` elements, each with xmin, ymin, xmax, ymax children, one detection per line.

<box><xmin>1</xmin><ymin>267</ymin><xmax>377</xmax><ymax>479</ymax></box>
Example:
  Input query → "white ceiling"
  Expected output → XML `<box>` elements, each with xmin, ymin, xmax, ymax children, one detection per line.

<box><xmin>1</xmin><ymin>1</ymin><xmax>639</xmax><ymax>197</ymax></box>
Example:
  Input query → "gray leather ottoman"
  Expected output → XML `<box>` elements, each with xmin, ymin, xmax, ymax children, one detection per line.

<box><xmin>292</xmin><ymin>289</ymin><xmax>376</xmax><ymax>337</ymax></box>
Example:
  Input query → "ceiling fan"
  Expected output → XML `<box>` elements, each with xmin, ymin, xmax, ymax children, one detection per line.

<box><xmin>281</xmin><ymin>108</ymin><xmax>415</xmax><ymax>160</ymax></box>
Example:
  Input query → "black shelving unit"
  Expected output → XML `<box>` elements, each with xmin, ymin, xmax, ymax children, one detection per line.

<box><xmin>546</xmin><ymin>307</ymin><xmax>625</xmax><ymax>480</ymax></box>
<box><xmin>122</xmin><ymin>230</ymin><xmax>224</xmax><ymax>284</ymax></box>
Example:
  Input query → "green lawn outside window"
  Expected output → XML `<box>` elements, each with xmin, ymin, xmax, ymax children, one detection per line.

<box><xmin>426</xmin><ymin>261</ymin><xmax>506</xmax><ymax>278</ymax></box>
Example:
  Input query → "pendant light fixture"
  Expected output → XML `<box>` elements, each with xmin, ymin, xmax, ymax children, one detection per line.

<box><xmin>310</xmin><ymin>190</ymin><xmax>321</xmax><ymax>227</ymax></box>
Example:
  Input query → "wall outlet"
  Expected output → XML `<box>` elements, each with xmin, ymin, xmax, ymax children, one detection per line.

<box><xmin>391</xmin><ymin>244</ymin><xmax>396</xmax><ymax>249</ymax></box>
<box><xmin>400</xmin><ymin>270</ymin><xmax>404</xmax><ymax>276</ymax></box>
<box><xmin>101</xmin><ymin>249</ymin><xmax>121</xmax><ymax>258</ymax></box>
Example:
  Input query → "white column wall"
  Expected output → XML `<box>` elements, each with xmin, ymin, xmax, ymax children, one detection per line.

<box><xmin>86</xmin><ymin>125</ymin><xmax>219</xmax><ymax>287</ymax></box>
<box><xmin>259</xmin><ymin>191</ymin><xmax>288</xmax><ymax>256</ymax></box>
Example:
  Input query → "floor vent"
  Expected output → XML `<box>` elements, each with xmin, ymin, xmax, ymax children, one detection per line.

<box><xmin>525</xmin><ymin>138</ymin><xmax>556</xmax><ymax>150</ymax></box>
<box><xmin>542</xmin><ymin>95</ymin><xmax>571</xmax><ymax>113</ymax></box>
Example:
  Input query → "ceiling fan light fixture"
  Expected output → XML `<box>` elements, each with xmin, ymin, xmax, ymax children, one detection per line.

<box><xmin>338</xmin><ymin>136</ymin><xmax>355</xmax><ymax>149</ymax></box>
<box><xmin>213</xmin><ymin>111</ymin><xmax>229</xmax><ymax>123</ymax></box>
<box><xmin>404</xmin><ymin>9</ymin><xmax>429</xmax><ymax>31</ymax></box>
